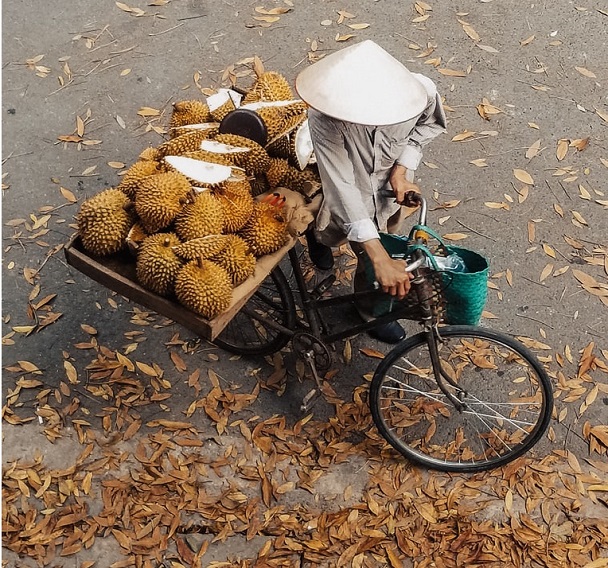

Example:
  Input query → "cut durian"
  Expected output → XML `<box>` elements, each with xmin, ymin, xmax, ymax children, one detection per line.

<box><xmin>174</xmin><ymin>190</ymin><xmax>224</xmax><ymax>241</ymax></box>
<box><xmin>207</xmin><ymin>89</ymin><xmax>242</xmax><ymax>123</ymax></box>
<box><xmin>209</xmin><ymin>234</ymin><xmax>256</xmax><ymax>287</ymax></box>
<box><xmin>135</xmin><ymin>171</ymin><xmax>192</xmax><ymax>233</ymax></box>
<box><xmin>169</xmin><ymin>122</ymin><xmax>219</xmax><ymax>139</ymax></box>
<box><xmin>170</xmin><ymin>100</ymin><xmax>212</xmax><ymax>129</ymax></box>
<box><xmin>157</xmin><ymin>129</ymin><xmax>218</xmax><ymax>157</ymax></box>
<box><xmin>290</xmin><ymin>119</ymin><xmax>315</xmax><ymax>170</ymax></box>
<box><xmin>136</xmin><ymin>232</ymin><xmax>183</xmax><ymax>296</ymax></box>
<box><xmin>239</xmin><ymin>193</ymin><xmax>289</xmax><ymax>257</ymax></box>
<box><xmin>171</xmin><ymin>150</ymin><xmax>232</xmax><ymax>167</ymax></box>
<box><xmin>163</xmin><ymin>155</ymin><xmax>232</xmax><ymax>186</ymax></box>
<box><xmin>172</xmin><ymin>234</ymin><xmax>230</xmax><ymax>260</ymax></box>
<box><xmin>175</xmin><ymin>259</ymin><xmax>233</xmax><ymax>319</ymax></box>
<box><xmin>242</xmin><ymin>71</ymin><xmax>294</xmax><ymax>104</ymax></box>
<box><xmin>213</xmin><ymin>133</ymin><xmax>271</xmax><ymax>176</ymax></box>
<box><xmin>77</xmin><ymin>188</ymin><xmax>137</xmax><ymax>257</ymax></box>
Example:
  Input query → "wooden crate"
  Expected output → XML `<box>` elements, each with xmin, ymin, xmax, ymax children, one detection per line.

<box><xmin>64</xmin><ymin>234</ymin><xmax>297</xmax><ymax>341</ymax></box>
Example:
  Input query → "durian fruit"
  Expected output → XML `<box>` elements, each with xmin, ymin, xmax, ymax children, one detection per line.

<box><xmin>175</xmin><ymin>149</ymin><xmax>233</xmax><ymax>167</ymax></box>
<box><xmin>172</xmin><ymin>234</ymin><xmax>230</xmax><ymax>261</ymax></box>
<box><xmin>242</xmin><ymin>71</ymin><xmax>294</xmax><ymax>104</ymax></box>
<box><xmin>265</xmin><ymin>135</ymin><xmax>291</xmax><ymax>160</ymax></box>
<box><xmin>174</xmin><ymin>190</ymin><xmax>224</xmax><ymax>241</ymax></box>
<box><xmin>249</xmin><ymin>174</ymin><xmax>270</xmax><ymax>197</ymax></box>
<box><xmin>289</xmin><ymin>119</ymin><xmax>315</xmax><ymax>170</ymax></box>
<box><xmin>163</xmin><ymin>155</ymin><xmax>233</xmax><ymax>187</ymax></box>
<box><xmin>117</xmin><ymin>160</ymin><xmax>162</xmax><ymax>200</ymax></box>
<box><xmin>157</xmin><ymin>129</ymin><xmax>218</xmax><ymax>158</ymax></box>
<box><xmin>126</xmin><ymin>221</ymin><xmax>149</xmax><ymax>255</ymax></box>
<box><xmin>213</xmin><ymin>133</ymin><xmax>271</xmax><ymax>176</ymax></box>
<box><xmin>77</xmin><ymin>188</ymin><xmax>137</xmax><ymax>256</ymax></box>
<box><xmin>175</xmin><ymin>258</ymin><xmax>233</xmax><ymax>319</ymax></box>
<box><xmin>199</xmin><ymin>139</ymin><xmax>252</xmax><ymax>171</ymax></box>
<box><xmin>239</xmin><ymin>193</ymin><xmax>289</xmax><ymax>257</ymax></box>
<box><xmin>256</xmin><ymin>104</ymin><xmax>307</xmax><ymax>144</ymax></box>
<box><xmin>169</xmin><ymin>122</ymin><xmax>219</xmax><ymax>140</ymax></box>
<box><xmin>135</xmin><ymin>171</ymin><xmax>192</xmax><ymax>233</ymax></box>
<box><xmin>264</xmin><ymin>157</ymin><xmax>292</xmax><ymax>188</ymax></box>
<box><xmin>265</xmin><ymin>158</ymin><xmax>320</xmax><ymax>195</ymax></box>
<box><xmin>213</xmin><ymin>177</ymin><xmax>255</xmax><ymax>233</ymax></box>
<box><xmin>139</xmin><ymin>146</ymin><xmax>164</xmax><ymax>162</ymax></box>
<box><xmin>207</xmin><ymin>89</ymin><xmax>241</xmax><ymax>123</ymax></box>
<box><xmin>209</xmin><ymin>234</ymin><xmax>256</xmax><ymax>286</ymax></box>
<box><xmin>136</xmin><ymin>232</ymin><xmax>183</xmax><ymax>296</ymax></box>
<box><xmin>170</xmin><ymin>100</ymin><xmax>212</xmax><ymax>129</ymax></box>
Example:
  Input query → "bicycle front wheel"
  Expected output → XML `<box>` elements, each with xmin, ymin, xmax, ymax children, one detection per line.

<box><xmin>213</xmin><ymin>266</ymin><xmax>296</xmax><ymax>356</ymax></box>
<box><xmin>370</xmin><ymin>326</ymin><xmax>553</xmax><ymax>472</ymax></box>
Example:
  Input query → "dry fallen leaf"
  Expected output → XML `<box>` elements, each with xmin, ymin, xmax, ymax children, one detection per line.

<box><xmin>513</xmin><ymin>169</ymin><xmax>534</xmax><ymax>185</ymax></box>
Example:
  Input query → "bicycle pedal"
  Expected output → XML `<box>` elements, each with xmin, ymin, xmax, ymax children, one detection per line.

<box><xmin>309</xmin><ymin>274</ymin><xmax>336</xmax><ymax>299</ymax></box>
<box><xmin>300</xmin><ymin>388</ymin><xmax>320</xmax><ymax>412</ymax></box>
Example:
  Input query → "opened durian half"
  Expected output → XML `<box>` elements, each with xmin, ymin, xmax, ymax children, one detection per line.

<box><xmin>207</xmin><ymin>89</ymin><xmax>242</xmax><ymax>123</ymax></box>
<box><xmin>170</xmin><ymin>100</ymin><xmax>212</xmax><ymax>129</ymax></box>
<box><xmin>163</xmin><ymin>155</ymin><xmax>233</xmax><ymax>187</ymax></box>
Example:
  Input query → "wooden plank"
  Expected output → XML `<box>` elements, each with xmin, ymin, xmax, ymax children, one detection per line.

<box><xmin>64</xmin><ymin>234</ymin><xmax>296</xmax><ymax>341</ymax></box>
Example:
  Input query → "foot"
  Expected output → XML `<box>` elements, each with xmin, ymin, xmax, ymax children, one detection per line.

<box><xmin>305</xmin><ymin>230</ymin><xmax>334</xmax><ymax>270</ymax></box>
<box><xmin>368</xmin><ymin>321</ymin><xmax>406</xmax><ymax>344</ymax></box>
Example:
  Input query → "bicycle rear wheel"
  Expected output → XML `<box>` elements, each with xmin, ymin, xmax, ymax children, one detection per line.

<box><xmin>370</xmin><ymin>326</ymin><xmax>553</xmax><ymax>472</ymax></box>
<box><xmin>213</xmin><ymin>266</ymin><xmax>296</xmax><ymax>356</ymax></box>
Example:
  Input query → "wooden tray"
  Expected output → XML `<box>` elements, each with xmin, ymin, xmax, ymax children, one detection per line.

<box><xmin>64</xmin><ymin>234</ymin><xmax>296</xmax><ymax>341</ymax></box>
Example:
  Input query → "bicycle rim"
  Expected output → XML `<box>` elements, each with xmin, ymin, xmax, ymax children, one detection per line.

<box><xmin>370</xmin><ymin>326</ymin><xmax>553</xmax><ymax>472</ymax></box>
<box><xmin>213</xmin><ymin>266</ymin><xmax>296</xmax><ymax>356</ymax></box>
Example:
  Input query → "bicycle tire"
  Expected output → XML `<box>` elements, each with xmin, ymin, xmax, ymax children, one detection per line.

<box><xmin>370</xmin><ymin>325</ymin><xmax>553</xmax><ymax>473</ymax></box>
<box><xmin>213</xmin><ymin>266</ymin><xmax>296</xmax><ymax>357</ymax></box>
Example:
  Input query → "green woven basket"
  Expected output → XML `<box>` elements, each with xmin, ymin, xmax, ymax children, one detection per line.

<box><xmin>439</xmin><ymin>245</ymin><xmax>489</xmax><ymax>325</ymax></box>
<box><xmin>364</xmin><ymin>230</ymin><xmax>489</xmax><ymax>325</ymax></box>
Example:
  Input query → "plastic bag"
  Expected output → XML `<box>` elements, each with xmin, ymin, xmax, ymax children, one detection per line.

<box><xmin>429</xmin><ymin>253</ymin><xmax>467</xmax><ymax>273</ymax></box>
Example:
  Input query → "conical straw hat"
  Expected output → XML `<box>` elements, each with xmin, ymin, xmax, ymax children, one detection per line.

<box><xmin>296</xmin><ymin>40</ymin><xmax>427</xmax><ymax>126</ymax></box>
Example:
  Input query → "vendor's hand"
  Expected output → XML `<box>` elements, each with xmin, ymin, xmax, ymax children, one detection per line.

<box><xmin>373</xmin><ymin>257</ymin><xmax>412</xmax><ymax>299</ymax></box>
<box><xmin>389</xmin><ymin>164</ymin><xmax>422</xmax><ymax>207</ymax></box>
<box><xmin>362</xmin><ymin>238</ymin><xmax>412</xmax><ymax>299</ymax></box>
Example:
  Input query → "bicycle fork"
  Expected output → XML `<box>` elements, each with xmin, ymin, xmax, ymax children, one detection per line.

<box><xmin>425</xmin><ymin>325</ymin><xmax>467</xmax><ymax>412</ymax></box>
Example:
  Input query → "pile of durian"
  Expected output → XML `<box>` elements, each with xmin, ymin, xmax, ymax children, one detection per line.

<box><xmin>76</xmin><ymin>71</ymin><xmax>320</xmax><ymax>320</ymax></box>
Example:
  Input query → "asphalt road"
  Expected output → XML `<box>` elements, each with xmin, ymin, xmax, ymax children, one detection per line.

<box><xmin>2</xmin><ymin>1</ymin><xmax>607</xmax><ymax>567</ymax></box>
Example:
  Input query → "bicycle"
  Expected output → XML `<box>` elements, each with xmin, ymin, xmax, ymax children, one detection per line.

<box><xmin>212</xmin><ymin>198</ymin><xmax>554</xmax><ymax>473</ymax></box>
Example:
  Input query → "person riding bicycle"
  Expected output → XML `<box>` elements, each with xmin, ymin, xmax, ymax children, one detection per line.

<box><xmin>296</xmin><ymin>40</ymin><xmax>447</xmax><ymax>343</ymax></box>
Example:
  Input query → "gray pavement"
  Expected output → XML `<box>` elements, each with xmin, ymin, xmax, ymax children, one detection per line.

<box><xmin>2</xmin><ymin>1</ymin><xmax>608</xmax><ymax>567</ymax></box>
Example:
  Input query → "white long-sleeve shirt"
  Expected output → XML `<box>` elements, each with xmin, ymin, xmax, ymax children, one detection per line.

<box><xmin>308</xmin><ymin>73</ymin><xmax>446</xmax><ymax>246</ymax></box>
